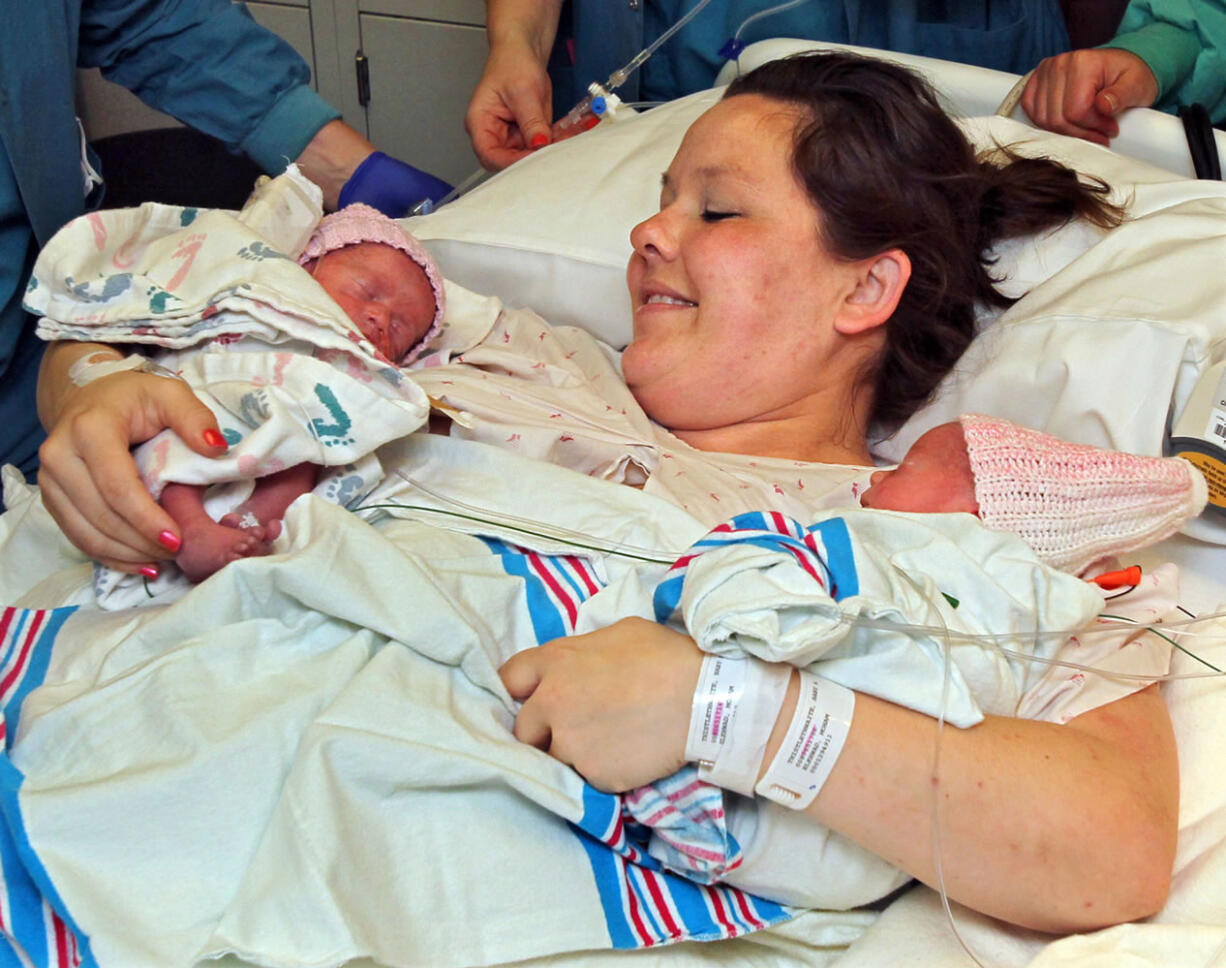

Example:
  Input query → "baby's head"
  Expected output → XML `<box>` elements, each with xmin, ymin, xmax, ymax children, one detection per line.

<box><xmin>300</xmin><ymin>204</ymin><xmax>445</xmax><ymax>364</ymax></box>
<box><xmin>863</xmin><ymin>414</ymin><xmax>1208</xmax><ymax>574</ymax></box>
<box><xmin>860</xmin><ymin>422</ymin><xmax>977</xmax><ymax>515</ymax></box>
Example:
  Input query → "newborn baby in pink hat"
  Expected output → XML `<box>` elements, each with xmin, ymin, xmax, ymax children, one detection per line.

<box><xmin>161</xmin><ymin>204</ymin><xmax>446</xmax><ymax>581</ymax></box>
<box><xmin>861</xmin><ymin>415</ymin><xmax>1207</xmax><ymax>579</ymax></box>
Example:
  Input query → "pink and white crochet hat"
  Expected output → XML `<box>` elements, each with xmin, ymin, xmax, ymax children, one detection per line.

<box><xmin>959</xmin><ymin>414</ymin><xmax>1208</xmax><ymax>575</ymax></box>
<box><xmin>299</xmin><ymin>203</ymin><xmax>445</xmax><ymax>363</ymax></box>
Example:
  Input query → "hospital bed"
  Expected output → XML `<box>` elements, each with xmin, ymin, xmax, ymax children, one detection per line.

<box><xmin>2</xmin><ymin>40</ymin><xmax>1226</xmax><ymax>968</ymax></box>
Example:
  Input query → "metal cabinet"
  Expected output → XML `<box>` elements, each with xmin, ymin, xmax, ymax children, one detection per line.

<box><xmin>76</xmin><ymin>0</ymin><xmax>487</xmax><ymax>186</ymax></box>
<box><xmin>340</xmin><ymin>0</ymin><xmax>487</xmax><ymax>185</ymax></box>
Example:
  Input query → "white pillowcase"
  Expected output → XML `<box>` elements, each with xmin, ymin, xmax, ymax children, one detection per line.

<box><xmin>404</xmin><ymin>60</ymin><xmax>1226</xmax><ymax>493</ymax></box>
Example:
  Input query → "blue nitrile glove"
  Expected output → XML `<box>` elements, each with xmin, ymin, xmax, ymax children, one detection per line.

<box><xmin>337</xmin><ymin>151</ymin><xmax>454</xmax><ymax>217</ymax></box>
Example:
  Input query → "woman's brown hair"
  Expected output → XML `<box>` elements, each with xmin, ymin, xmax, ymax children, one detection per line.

<box><xmin>725</xmin><ymin>51</ymin><xmax>1123</xmax><ymax>429</ymax></box>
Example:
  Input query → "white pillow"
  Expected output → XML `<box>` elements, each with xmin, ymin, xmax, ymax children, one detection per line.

<box><xmin>404</xmin><ymin>63</ymin><xmax>1226</xmax><ymax>492</ymax></box>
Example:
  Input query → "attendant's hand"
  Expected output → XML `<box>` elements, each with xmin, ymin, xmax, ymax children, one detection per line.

<box><xmin>38</xmin><ymin>371</ymin><xmax>225</xmax><ymax>572</ymax></box>
<box><xmin>465</xmin><ymin>42</ymin><xmax>554</xmax><ymax>171</ymax></box>
<box><xmin>293</xmin><ymin>119</ymin><xmax>451</xmax><ymax>214</ymax></box>
<box><xmin>499</xmin><ymin>617</ymin><xmax>703</xmax><ymax>791</ymax></box>
<box><xmin>1021</xmin><ymin>48</ymin><xmax>1159</xmax><ymax>145</ymax></box>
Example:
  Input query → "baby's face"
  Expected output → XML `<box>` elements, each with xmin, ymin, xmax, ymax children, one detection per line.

<box><xmin>860</xmin><ymin>422</ymin><xmax>979</xmax><ymax>514</ymax></box>
<box><xmin>307</xmin><ymin>242</ymin><xmax>436</xmax><ymax>362</ymax></box>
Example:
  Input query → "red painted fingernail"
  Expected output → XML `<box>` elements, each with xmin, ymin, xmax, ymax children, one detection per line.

<box><xmin>203</xmin><ymin>428</ymin><xmax>226</xmax><ymax>448</ymax></box>
<box><xmin>530</xmin><ymin>133</ymin><xmax>549</xmax><ymax>149</ymax></box>
<box><xmin>139</xmin><ymin>564</ymin><xmax>160</xmax><ymax>579</ymax></box>
<box><xmin>158</xmin><ymin>530</ymin><xmax>181</xmax><ymax>552</ymax></box>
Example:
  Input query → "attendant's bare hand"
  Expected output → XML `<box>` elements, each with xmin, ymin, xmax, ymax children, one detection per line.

<box><xmin>499</xmin><ymin>617</ymin><xmax>703</xmax><ymax>791</ymax></box>
<box><xmin>1021</xmin><ymin>48</ymin><xmax>1158</xmax><ymax>145</ymax></box>
<box><xmin>466</xmin><ymin>43</ymin><xmax>554</xmax><ymax>171</ymax></box>
<box><xmin>38</xmin><ymin>372</ymin><xmax>225</xmax><ymax>571</ymax></box>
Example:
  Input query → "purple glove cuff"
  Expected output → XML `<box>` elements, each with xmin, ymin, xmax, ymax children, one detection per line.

<box><xmin>337</xmin><ymin>151</ymin><xmax>454</xmax><ymax>217</ymax></box>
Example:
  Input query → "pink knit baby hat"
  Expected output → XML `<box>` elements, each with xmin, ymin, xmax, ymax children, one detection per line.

<box><xmin>299</xmin><ymin>203</ymin><xmax>445</xmax><ymax>362</ymax></box>
<box><xmin>959</xmin><ymin>414</ymin><xmax>1208</xmax><ymax>575</ymax></box>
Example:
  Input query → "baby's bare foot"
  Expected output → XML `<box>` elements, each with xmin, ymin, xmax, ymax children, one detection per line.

<box><xmin>175</xmin><ymin>518</ymin><xmax>272</xmax><ymax>582</ymax></box>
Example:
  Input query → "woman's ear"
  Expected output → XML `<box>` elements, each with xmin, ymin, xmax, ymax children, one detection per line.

<box><xmin>834</xmin><ymin>249</ymin><xmax>911</xmax><ymax>335</ymax></box>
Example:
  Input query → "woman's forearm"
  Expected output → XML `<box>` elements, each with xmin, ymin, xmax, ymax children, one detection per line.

<box><xmin>501</xmin><ymin>619</ymin><xmax>1179</xmax><ymax>933</ymax></box>
<box><xmin>767</xmin><ymin>676</ymin><xmax>1179</xmax><ymax>933</ymax></box>
<box><xmin>37</xmin><ymin>340</ymin><xmax>121</xmax><ymax>430</ymax></box>
<box><xmin>485</xmin><ymin>0</ymin><xmax>564</xmax><ymax>64</ymax></box>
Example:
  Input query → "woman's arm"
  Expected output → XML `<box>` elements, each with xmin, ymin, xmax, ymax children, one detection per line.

<box><xmin>801</xmin><ymin>677</ymin><xmax>1176</xmax><ymax>933</ymax></box>
<box><xmin>500</xmin><ymin>617</ymin><xmax>1178</xmax><ymax>934</ymax></box>
<box><xmin>36</xmin><ymin>341</ymin><xmax>225</xmax><ymax>571</ymax></box>
<box><xmin>466</xmin><ymin>0</ymin><xmax>564</xmax><ymax>170</ymax></box>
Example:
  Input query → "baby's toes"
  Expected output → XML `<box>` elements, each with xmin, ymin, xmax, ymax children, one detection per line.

<box><xmin>221</xmin><ymin>512</ymin><xmax>267</xmax><ymax>542</ymax></box>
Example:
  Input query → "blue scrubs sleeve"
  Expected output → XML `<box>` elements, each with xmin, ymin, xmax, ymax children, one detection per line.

<box><xmin>77</xmin><ymin>0</ymin><xmax>340</xmax><ymax>171</ymax></box>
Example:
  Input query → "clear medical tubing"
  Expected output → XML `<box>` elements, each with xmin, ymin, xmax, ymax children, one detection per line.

<box><xmin>409</xmin><ymin>168</ymin><xmax>490</xmax><ymax>216</ymax></box>
<box><xmin>413</xmin><ymin>0</ymin><xmax>721</xmax><ymax>215</ymax></box>
<box><xmin>607</xmin><ymin>0</ymin><xmax>721</xmax><ymax>91</ymax></box>
<box><xmin>732</xmin><ymin>0</ymin><xmax>811</xmax><ymax>45</ymax></box>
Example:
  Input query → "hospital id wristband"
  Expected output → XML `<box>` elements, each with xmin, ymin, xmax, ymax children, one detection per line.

<box><xmin>69</xmin><ymin>352</ymin><xmax>182</xmax><ymax>388</ymax></box>
<box><xmin>685</xmin><ymin>655</ymin><xmax>791</xmax><ymax>797</ymax></box>
<box><xmin>754</xmin><ymin>671</ymin><xmax>854</xmax><ymax>811</ymax></box>
<box><xmin>685</xmin><ymin>655</ymin><xmax>746</xmax><ymax>767</ymax></box>
<box><xmin>700</xmin><ymin>658</ymin><xmax>791</xmax><ymax>797</ymax></box>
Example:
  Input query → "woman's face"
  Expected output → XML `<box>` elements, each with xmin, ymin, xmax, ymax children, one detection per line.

<box><xmin>622</xmin><ymin>94</ymin><xmax>879</xmax><ymax>449</ymax></box>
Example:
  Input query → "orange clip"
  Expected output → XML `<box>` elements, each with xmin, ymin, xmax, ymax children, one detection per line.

<box><xmin>1087</xmin><ymin>565</ymin><xmax>1143</xmax><ymax>590</ymax></box>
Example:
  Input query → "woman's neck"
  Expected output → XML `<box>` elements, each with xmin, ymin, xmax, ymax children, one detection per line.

<box><xmin>669</xmin><ymin>411</ymin><xmax>874</xmax><ymax>466</ymax></box>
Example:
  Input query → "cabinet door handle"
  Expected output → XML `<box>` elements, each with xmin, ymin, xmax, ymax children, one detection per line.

<box><xmin>355</xmin><ymin>51</ymin><xmax>371</xmax><ymax>107</ymax></box>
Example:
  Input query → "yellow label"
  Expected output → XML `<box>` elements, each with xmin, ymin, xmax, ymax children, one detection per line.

<box><xmin>1175</xmin><ymin>450</ymin><xmax>1226</xmax><ymax>509</ymax></box>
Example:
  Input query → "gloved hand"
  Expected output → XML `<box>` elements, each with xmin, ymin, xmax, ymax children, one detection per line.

<box><xmin>337</xmin><ymin>151</ymin><xmax>454</xmax><ymax>217</ymax></box>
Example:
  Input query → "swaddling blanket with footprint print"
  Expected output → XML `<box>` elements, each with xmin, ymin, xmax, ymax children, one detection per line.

<box><xmin>24</xmin><ymin>168</ymin><xmax>430</xmax><ymax>608</ymax></box>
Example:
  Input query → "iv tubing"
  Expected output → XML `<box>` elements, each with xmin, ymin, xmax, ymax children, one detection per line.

<box><xmin>408</xmin><ymin>167</ymin><xmax>490</xmax><ymax>216</ymax></box>
<box><xmin>606</xmin><ymin>0</ymin><xmax>719</xmax><ymax>90</ymax></box>
<box><xmin>732</xmin><ymin>0</ymin><xmax>811</xmax><ymax>43</ymax></box>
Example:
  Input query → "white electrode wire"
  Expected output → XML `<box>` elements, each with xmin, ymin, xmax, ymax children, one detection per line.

<box><xmin>733</xmin><ymin>0</ymin><xmax>811</xmax><ymax>43</ymax></box>
<box><xmin>363</xmin><ymin>475</ymin><xmax>1226</xmax><ymax>679</ymax></box>
<box><xmin>897</xmin><ymin>569</ymin><xmax>989</xmax><ymax>968</ymax></box>
<box><xmin>607</xmin><ymin>0</ymin><xmax>719</xmax><ymax>90</ymax></box>
<box><xmin>1204</xmin><ymin>931</ymin><xmax>1226</xmax><ymax>968</ymax></box>
<box><xmin>372</xmin><ymin>469</ymin><xmax>684</xmax><ymax>563</ymax></box>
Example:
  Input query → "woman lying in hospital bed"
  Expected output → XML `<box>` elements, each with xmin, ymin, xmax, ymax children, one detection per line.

<box><xmin>8</xmin><ymin>49</ymin><xmax>1216</xmax><ymax>966</ymax></box>
<box><xmin>25</xmin><ymin>174</ymin><xmax>1210</xmax><ymax>883</ymax></box>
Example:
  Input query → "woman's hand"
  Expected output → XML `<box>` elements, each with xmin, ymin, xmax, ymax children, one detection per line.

<box><xmin>465</xmin><ymin>42</ymin><xmax>555</xmax><ymax>171</ymax></box>
<box><xmin>37</xmin><ymin>345</ymin><xmax>225</xmax><ymax>571</ymax></box>
<box><xmin>1021</xmin><ymin>48</ymin><xmax>1159</xmax><ymax>145</ymax></box>
<box><xmin>466</xmin><ymin>0</ymin><xmax>563</xmax><ymax>171</ymax></box>
<box><xmin>499</xmin><ymin>617</ymin><xmax>704</xmax><ymax>791</ymax></box>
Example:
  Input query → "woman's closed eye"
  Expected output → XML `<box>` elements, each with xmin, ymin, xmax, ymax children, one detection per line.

<box><xmin>700</xmin><ymin>209</ymin><xmax>738</xmax><ymax>222</ymax></box>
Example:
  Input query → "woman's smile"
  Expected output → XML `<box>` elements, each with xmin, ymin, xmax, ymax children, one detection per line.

<box><xmin>620</xmin><ymin>95</ymin><xmax>867</xmax><ymax>451</ymax></box>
